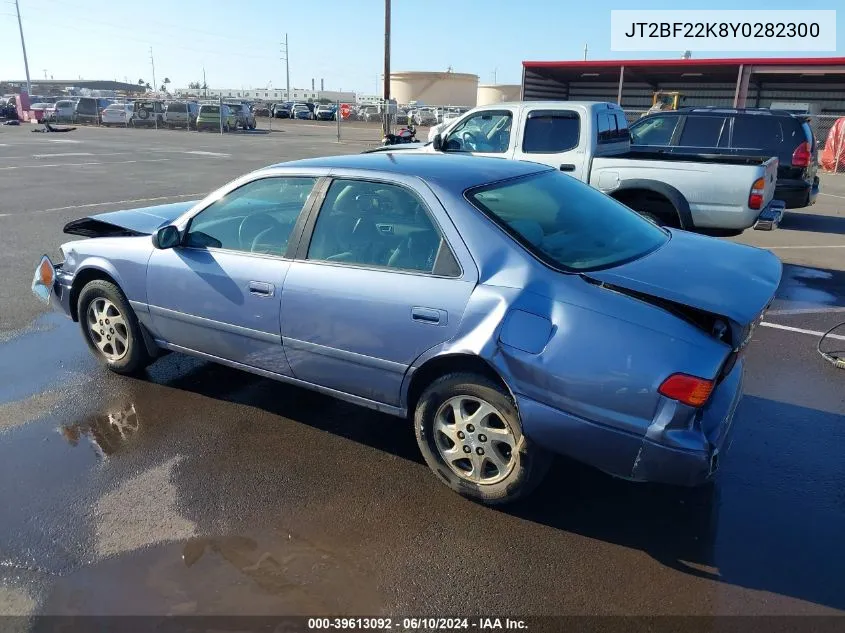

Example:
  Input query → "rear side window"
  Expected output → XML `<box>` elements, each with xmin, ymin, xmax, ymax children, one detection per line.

<box><xmin>522</xmin><ymin>111</ymin><xmax>580</xmax><ymax>153</ymax></box>
<box><xmin>731</xmin><ymin>116</ymin><xmax>785</xmax><ymax>150</ymax></box>
<box><xmin>677</xmin><ymin>116</ymin><xmax>728</xmax><ymax>147</ymax></box>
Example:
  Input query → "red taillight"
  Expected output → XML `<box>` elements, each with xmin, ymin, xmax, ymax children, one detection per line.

<box><xmin>792</xmin><ymin>141</ymin><xmax>811</xmax><ymax>168</ymax></box>
<box><xmin>748</xmin><ymin>177</ymin><xmax>765</xmax><ymax>210</ymax></box>
<box><xmin>658</xmin><ymin>373</ymin><xmax>714</xmax><ymax>408</ymax></box>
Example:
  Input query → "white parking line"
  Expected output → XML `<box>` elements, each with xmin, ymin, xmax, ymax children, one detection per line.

<box><xmin>32</xmin><ymin>152</ymin><xmax>93</xmax><ymax>158</ymax></box>
<box><xmin>46</xmin><ymin>139</ymin><xmax>81</xmax><ymax>143</ymax></box>
<box><xmin>761</xmin><ymin>321</ymin><xmax>845</xmax><ymax>341</ymax></box>
<box><xmin>0</xmin><ymin>193</ymin><xmax>203</xmax><ymax>218</ymax></box>
<box><xmin>767</xmin><ymin>245</ymin><xmax>845</xmax><ymax>249</ymax></box>
<box><xmin>184</xmin><ymin>151</ymin><xmax>230</xmax><ymax>157</ymax></box>
<box><xmin>0</xmin><ymin>158</ymin><xmax>171</xmax><ymax>171</ymax></box>
<box><xmin>819</xmin><ymin>192</ymin><xmax>845</xmax><ymax>200</ymax></box>
<box><xmin>767</xmin><ymin>306</ymin><xmax>845</xmax><ymax>316</ymax></box>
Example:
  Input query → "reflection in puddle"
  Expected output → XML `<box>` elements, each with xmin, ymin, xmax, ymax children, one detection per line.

<box><xmin>60</xmin><ymin>403</ymin><xmax>140</xmax><ymax>458</ymax></box>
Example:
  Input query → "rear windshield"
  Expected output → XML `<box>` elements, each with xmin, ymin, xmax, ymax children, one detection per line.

<box><xmin>168</xmin><ymin>103</ymin><xmax>187</xmax><ymax>112</ymax></box>
<box><xmin>201</xmin><ymin>105</ymin><xmax>219</xmax><ymax>114</ymax></box>
<box><xmin>466</xmin><ymin>171</ymin><xmax>668</xmax><ymax>272</ymax></box>
<box><xmin>731</xmin><ymin>115</ymin><xmax>807</xmax><ymax>156</ymax></box>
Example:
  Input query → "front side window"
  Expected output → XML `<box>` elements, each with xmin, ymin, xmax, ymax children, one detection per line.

<box><xmin>185</xmin><ymin>177</ymin><xmax>317</xmax><ymax>255</ymax></box>
<box><xmin>522</xmin><ymin>111</ymin><xmax>580</xmax><ymax>153</ymax></box>
<box><xmin>630</xmin><ymin>115</ymin><xmax>679</xmax><ymax>146</ymax></box>
<box><xmin>445</xmin><ymin>111</ymin><xmax>513</xmax><ymax>154</ymax></box>
<box><xmin>307</xmin><ymin>179</ymin><xmax>458</xmax><ymax>275</ymax></box>
<box><xmin>467</xmin><ymin>170</ymin><xmax>668</xmax><ymax>272</ymax></box>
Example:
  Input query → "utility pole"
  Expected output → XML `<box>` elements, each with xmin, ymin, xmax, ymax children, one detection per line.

<box><xmin>383</xmin><ymin>0</ymin><xmax>391</xmax><ymax>135</ymax></box>
<box><xmin>583</xmin><ymin>43</ymin><xmax>588</xmax><ymax>61</ymax></box>
<box><xmin>281</xmin><ymin>33</ymin><xmax>290</xmax><ymax>101</ymax></box>
<box><xmin>14</xmin><ymin>0</ymin><xmax>32</xmax><ymax>96</ymax></box>
<box><xmin>149</xmin><ymin>47</ymin><xmax>156</xmax><ymax>93</ymax></box>
<box><xmin>203</xmin><ymin>67</ymin><xmax>207</xmax><ymax>97</ymax></box>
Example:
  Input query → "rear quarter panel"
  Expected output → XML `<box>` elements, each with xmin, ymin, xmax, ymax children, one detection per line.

<box><xmin>591</xmin><ymin>157</ymin><xmax>771</xmax><ymax>229</ymax></box>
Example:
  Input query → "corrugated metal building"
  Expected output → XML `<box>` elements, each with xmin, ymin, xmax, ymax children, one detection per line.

<box><xmin>521</xmin><ymin>57</ymin><xmax>845</xmax><ymax>139</ymax></box>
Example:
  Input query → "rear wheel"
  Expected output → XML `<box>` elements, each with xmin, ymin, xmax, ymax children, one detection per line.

<box><xmin>414</xmin><ymin>372</ymin><xmax>551</xmax><ymax>505</ymax></box>
<box><xmin>77</xmin><ymin>280</ymin><xmax>152</xmax><ymax>375</ymax></box>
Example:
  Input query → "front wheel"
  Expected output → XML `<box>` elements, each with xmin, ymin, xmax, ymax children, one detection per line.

<box><xmin>77</xmin><ymin>279</ymin><xmax>152</xmax><ymax>375</ymax></box>
<box><xmin>414</xmin><ymin>373</ymin><xmax>551</xmax><ymax>505</ymax></box>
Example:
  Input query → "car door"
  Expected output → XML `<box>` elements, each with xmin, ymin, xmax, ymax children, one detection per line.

<box><xmin>280</xmin><ymin>176</ymin><xmax>478</xmax><ymax>406</ymax></box>
<box><xmin>441</xmin><ymin>109</ymin><xmax>516</xmax><ymax>159</ymax></box>
<box><xmin>513</xmin><ymin>108</ymin><xmax>586</xmax><ymax>180</ymax></box>
<box><xmin>145</xmin><ymin>175</ymin><xmax>320</xmax><ymax>375</ymax></box>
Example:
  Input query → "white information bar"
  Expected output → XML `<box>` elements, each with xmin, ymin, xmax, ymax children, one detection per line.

<box><xmin>610</xmin><ymin>10</ymin><xmax>836</xmax><ymax>52</ymax></box>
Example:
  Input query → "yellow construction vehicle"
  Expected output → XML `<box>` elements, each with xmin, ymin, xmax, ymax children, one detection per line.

<box><xmin>641</xmin><ymin>91</ymin><xmax>685</xmax><ymax>118</ymax></box>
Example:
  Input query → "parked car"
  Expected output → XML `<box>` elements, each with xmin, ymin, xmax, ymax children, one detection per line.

<box><xmin>225</xmin><ymin>103</ymin><xmax>257</xmax><ymax>130</ymax></box>
<box><xmin>101</xmin><ymin>103</ymin><xmax>134</xmax><ymax>126</ymax></box>
<box><xmin>131</xmin><ymin>100</ymin><xmax>166</xmax><ymax>127</ymax></box>
<box><xmin>272</xmin><ymin>103</ymin><xmax>291</xmax><ymax>118</ymax></box>
<box><xmin>629</xmin><ymin>107</ymin><xmax>820</xmax><ymax>210</ymax></box>
<box><xmin>291</xmin><ymin>104</ymin><xmax>313</xmax><ymax>120</ymax></box>
<box><xmin>164</xmin><ymin>101</ymin><xmax>199</xmax><ymax>128</ymax></box>
<box><xmin>314</xmin><ymin>104</ymin><xmax>337</xmax><ymax>121</ymax></box>
<box><xmin>394</xmin><ymin>109</ymin><xmax>409</xmax><ymax>125</ymax></box>
<box><xmin>253</xmin><ymin>104</ymin><xmax>271</xmax><ymax>117</ymax></box>
<box><xmin>196</xmin><ymin>103</ymin><xmax>236</xmax><ymax>131</ymax></box>
<box><xmin>74</xmin><ymin>97</ymin><xmax>107</xmax><ymax>124</ymax></box>
<box><xmin>414</xmin><ymin>108</ymin><xmax>438</xmax><ymax>126</ymax></box>
<box><xmin>48</xmin><ymin>100</ymin><xmax>76</xmax><ymax>122</ymax></box>
<box><xmin>359</xmin><ymin>105</ymin><xmax>382</xmax><ymax>123</ymax></box>
<box><xmin>32</xmin><ymin>153</ymin><xmax>780</xmax><ymax>505</ymax></box>
<box><xmin>417</xmin><ymin>101</ymin><xmax>783</xmax><ymax>232</ymax></box>
<box><xmin>29</xmin><ymin>102</ymin><xmax>52</xmax><ymax>123</ymax></box>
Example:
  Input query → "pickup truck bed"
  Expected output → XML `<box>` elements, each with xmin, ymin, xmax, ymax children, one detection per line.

<box><xmin>409</xmin><ymin>100</ymin><xmax>783</xmax><ymax>232</ymax></box>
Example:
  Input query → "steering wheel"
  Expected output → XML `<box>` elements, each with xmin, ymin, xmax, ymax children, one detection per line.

<box><xmin>461</xmin><ymin>130</ymin><xmax>479</xmax><ymax>150</ymax></box>
<box><xmin>238</xmin><ymin>213</ymin><xmax>279</xmax><ymax>251</ymax></box>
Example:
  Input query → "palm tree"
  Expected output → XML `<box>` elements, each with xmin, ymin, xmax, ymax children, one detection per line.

<box><xmin>138</xmin><ymin>79</ymin><xmax>145</xmax><ymax>86</ymax></box>
<box><xmin>161</xmin><ymin>77</ymin><xmax>171</xmax><ymax>92</ymax></box>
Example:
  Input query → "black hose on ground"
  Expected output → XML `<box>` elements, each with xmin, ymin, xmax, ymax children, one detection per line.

<box><xmin>818</xmin><ymin>322</ymin><xmax>845</xmax><ymax>369</ymax></box>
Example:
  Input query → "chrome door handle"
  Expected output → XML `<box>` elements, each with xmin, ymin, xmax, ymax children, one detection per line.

<box><xmin>248</xmin><ymin>281</ymin><xmax>274</xmax><ymax>297</ymax></box>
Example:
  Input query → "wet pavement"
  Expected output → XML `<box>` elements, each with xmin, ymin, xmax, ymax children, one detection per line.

<box><xmin>1</xmin><ymin>126</ymin><xmax>845</xmax><ymax>618</ymax></box>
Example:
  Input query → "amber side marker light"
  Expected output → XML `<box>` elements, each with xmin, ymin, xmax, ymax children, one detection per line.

<box><xmin>658</xmin><ymin>373</ymin><xmax>714</xmax><ymax>408</ymax></box>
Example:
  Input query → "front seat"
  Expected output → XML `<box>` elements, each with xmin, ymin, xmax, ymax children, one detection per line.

<box><xmin>387</xmin><ymin>229</ymin><xmax>441</xmax><ymax>272</ymax></box>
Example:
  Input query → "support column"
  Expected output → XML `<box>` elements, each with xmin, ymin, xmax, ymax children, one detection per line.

<box><xmin>616</xmin><ymin>66</ymin><xmax>625</xmax><ymax>106</ymax></box>
<box><xmin>733</xmin><ymin>64</ymin><xmax>751</xmax><ymax>107</ymax></box>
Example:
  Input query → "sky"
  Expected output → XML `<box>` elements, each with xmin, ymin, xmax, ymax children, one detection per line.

<box><xmin>1</xmin><ymin>0</ymin><xmax>842</xmax><ymax>94</ymax></box>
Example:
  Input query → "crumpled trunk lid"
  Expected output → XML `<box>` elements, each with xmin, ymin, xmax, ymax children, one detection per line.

<box><xmin>584</xmin><ymin>229</ymin><xmax>782</xmax><ymax>329</ymax></box>
<box><xmin>63</xmin><ymin>200</ymin><xmax>197</xmax><ymax>237</ymax></box>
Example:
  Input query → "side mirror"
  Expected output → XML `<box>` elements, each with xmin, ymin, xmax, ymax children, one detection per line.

<box><xmin>432</xmin><ymin>134</ymin><xmax>443</xmax><ymax>151</ymax></box>
<box><xmin>152</xmin><ymin>225</ymin><xmax>181</xmax><ymax>250</ymax></box>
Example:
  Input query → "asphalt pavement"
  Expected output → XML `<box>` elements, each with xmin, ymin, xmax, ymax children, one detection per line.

<box><xmin>1</xmin><ymin>122</ymin><xmax>845</xmax><ymax>619</ymax></box>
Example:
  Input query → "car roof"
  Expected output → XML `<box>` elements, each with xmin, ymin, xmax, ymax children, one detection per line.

<box><xmin>272</xmin><ymin>153</ymin><xmax>552</xmax><ymax>189</ymax></box>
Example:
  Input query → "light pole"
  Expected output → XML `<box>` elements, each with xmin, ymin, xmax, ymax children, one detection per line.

<box><xmin>281</xmin><ymin>33</ymin><xmax>290</xmax><ymax>102</ymax></box>
<box><xmin>14</xmin><ymin>0</ymin><xmax>32</xmax><ymax>96</ymax></box>
<box><xmin>383</xmin><ymin>0</ymin><xmax>391</xmax><ymax>136</ymax></box>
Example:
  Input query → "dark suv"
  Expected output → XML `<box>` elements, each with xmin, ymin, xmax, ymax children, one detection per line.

<box><xmin>629</xmin><ymin>108</ymin><xmax>819</xmax><ymax>209</ymax></box>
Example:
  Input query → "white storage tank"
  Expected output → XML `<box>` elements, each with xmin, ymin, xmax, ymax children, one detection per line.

<box><xmin>477</xmin><ymin>84</ymin><xmax>522</xmax><ymax>105</ymax></box>
<box><xmin>390</xmin><ymin>71</ymin><xmax>478</xmax><ymax>107</ymax></box>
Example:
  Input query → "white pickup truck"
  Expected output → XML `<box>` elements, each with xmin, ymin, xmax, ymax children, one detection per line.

<box><xmin>398</xmin><ymin>101</ymin><xmax>783</xmax><ymax>231</ymax></box>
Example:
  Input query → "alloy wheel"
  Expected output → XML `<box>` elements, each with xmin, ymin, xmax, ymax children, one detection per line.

<box><xmin>433</xmin><ymin>396</ymin><xmax>517</xmax><ymax>484</ymax></box>
<box><xmin>87</xmin><ymin>298</ymin><xmax>129</xmax><ymax>361</ymax></box>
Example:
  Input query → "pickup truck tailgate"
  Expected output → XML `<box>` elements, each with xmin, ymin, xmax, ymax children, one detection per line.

<box><xmin>761</xmin><ymin>157</ymin><xmax>779</xmax><ymax>206</ymax></box>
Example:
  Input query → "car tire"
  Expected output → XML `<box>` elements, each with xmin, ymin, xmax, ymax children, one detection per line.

<box><xmin>77</xmin><ymin>279</ymin><xmax>152</xmax><ymax>375</ymax></box>
<box><xmin>414</xmin><ymin>372</ymin><xmax>552</xmax><ymax>505</ymax></box>
<box><xmin>639</xmin><ymin>211</ymin><xmax>665</xmax><ymax>227</ymax></box>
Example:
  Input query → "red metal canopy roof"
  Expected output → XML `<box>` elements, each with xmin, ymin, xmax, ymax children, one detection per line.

<box><xmin>523</xmin><ymin>57</ymin><xmax>845</xmax><ymax>69</ymax></box>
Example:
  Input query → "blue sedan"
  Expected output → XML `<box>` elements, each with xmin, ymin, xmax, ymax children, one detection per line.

<box><xmin>32</xmin><ymin>153</ymin><xmax>781</xmax><ymax>504</ymax></box>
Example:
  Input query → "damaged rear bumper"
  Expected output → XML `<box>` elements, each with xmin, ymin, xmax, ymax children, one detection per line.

<box><xmin>518</xmin><ymin>358</ymin><xmax>744</xmax><ymax>487</ymax></box>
